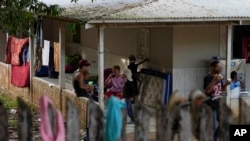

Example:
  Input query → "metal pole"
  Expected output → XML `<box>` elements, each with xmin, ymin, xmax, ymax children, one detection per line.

<box><xmin>29</xmin><ymin>26</ymin><xmax>34</xmax><ymax>102</ymax></box>
<box><xmin>98</xmin><ymin>26</ymin><xmax>105</xmax><ymax>110</ymax></box>
<box><xmin>226</xmin><ymin>25</ymin><xmax>232</xmax><ymax>106</ymax></box>
<box><xmin>59</xmin><ymin>21</ymin><xmax>66</xmax><ymax>111</ymax></box>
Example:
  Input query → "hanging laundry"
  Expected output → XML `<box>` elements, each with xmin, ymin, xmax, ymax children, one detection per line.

<box><xmin>22</xmin><ymin>44</ymin><xmax>30</xmax><ymax>66</ymax></box>
<box><xmin>35</xmin><ymin>44</ymin><xmax>42</xmax><ymax>72</ymax></box>
<box><xmin>39</xmin><ymin>95</ymin><xmax>65</xmax><ymax>141</ymax></box>
<box><xmin>34</xmin><ymin>19</ymin><xmax>43</xmax><ymax>48</ymax></box>
<box><xmin>53</xmin><ymin>42</ymin><xmax>60</xmax><ymax>72</ymax></box>
<box><xmin>105</xmin><ymin>96</ymin><xmax>126</xmax><ymax>141</ymax></box>
<box><xmin>4</xmin><ymin>36</ymin><xmax>13</xmax><ymax>64</ymax></box>
<box><xmin>4</xmin><ymin>36</ymin><xmax>29</xmax><ymax>65</ymax></box>
<box><xmin>11</xmin><ymin>62</ymin><xmax>30</xmax><ymax>87</ymax></box>
<box><xmin>42</xmin><ymin>40</ymin><xmax>50</xmax><ymax>66</ymax></box>
<box><xmin>34</xmin><ymin>19</ymin><xmax>43</xmax><ymax>71</ymax></box>
<box><xmin>48</xmin><ymin>45</ymin><xmax>58</xmax><ymax>79</ymax></box>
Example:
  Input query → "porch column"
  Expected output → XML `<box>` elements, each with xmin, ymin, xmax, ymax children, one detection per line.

<box><xmin>98</xmin><ymin>26</ymin><xmax>105</xmax><ymax>110</ymax></box>
<box><xmin>59</xmin><ymin>22</ymin><xmax>66</xmax><ymax>90</ymax></box>
<box><xmin>29</xmin><ymin>27</ymin><xmax>34</xmax><ymax>102</ymax></box>
<box><xmin>59</xmin><ymin>21</ymin><xmax>66</xmax><ymax>111</ymax></box>
<box><xmin>226</xmin><ymin>25</ymin><xmax>233</xmax><ymax>106</ymax></box>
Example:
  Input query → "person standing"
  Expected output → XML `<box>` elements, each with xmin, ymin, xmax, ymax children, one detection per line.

<box><xmin>127</xmin><ymin>55</ymin><xmax>149</xmax><ymax>97</ymax></box>
<box><xmin>203</xmin><ymin>60</ymin><xmax>231</xmax><ymax>141</ymax></box>
<box><xmin>122</xmin><ymin>69</ymin><xmax>136</xmax><ymax>124</ymax></box>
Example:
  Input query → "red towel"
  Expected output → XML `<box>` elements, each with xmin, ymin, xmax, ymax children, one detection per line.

<box><xmin>4</xmin><ymin>36</ymin><xmax>29</xmax><ymax>65</ymax></box>
<box><xmin>11</xmin><ymin>62</ymin><xmax>30</xmax><ymax>87</ymax></box>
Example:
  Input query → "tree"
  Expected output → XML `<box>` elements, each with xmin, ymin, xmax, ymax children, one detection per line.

<box><xmin>0</xmin><ymin>0</ymin><xmax>80</xmax><ymax>37</ymax></box>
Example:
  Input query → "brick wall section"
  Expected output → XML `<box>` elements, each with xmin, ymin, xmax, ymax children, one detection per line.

<box><xmin>32</xmin><ymin>78</ymin><xmax>61</xmax><ymax>110</ymax></box>
<box><xmin>61</xmin><ymin>89</ymin><xmax>88</xmax><ymax>129</ymax></box>
<box><xmin>0</xmin><ymin>63</ymin><xmax>88</xmax><ymax>129</ymax></box>
<box><xmin>0</xmin><ymin>63</ymin><xmax>9</xmax><ymax>90</ymax></box>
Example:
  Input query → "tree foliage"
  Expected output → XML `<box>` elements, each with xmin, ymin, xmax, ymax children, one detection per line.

<box><xmin>0</xmin><ymin>0</ymin><xmax>66</xmax><ymax>37</ymax></box>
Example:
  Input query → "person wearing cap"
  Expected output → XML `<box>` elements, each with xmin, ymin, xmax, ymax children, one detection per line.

<box><xmin>122</xmin><ymin>69</ymin><xmax>136</xmax><ymax>124</ymax></box>
<box><xmin>104</xmin><ymin>65</ymin><xmax>125</xmax><ymax>99</ymax></box>
<box><xmin>73</xmin><ymin>59</ymin><xmax>94</xmax><ymax>98</ymax></box>
<box><xmin>128</xmin><ymin>55</ymin><xmax>149</xmax><ymax>96</ymax></box>
<box><xmin>203</xmin><ymin>60</ymin><xmax>231</xmax><ymax>141</ymax></box>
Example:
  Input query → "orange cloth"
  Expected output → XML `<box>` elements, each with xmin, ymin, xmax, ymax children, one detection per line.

<box><xmin>53</xmin><ymin>42</ymin><xmax>60</xmax><ymax>72</ymax></box>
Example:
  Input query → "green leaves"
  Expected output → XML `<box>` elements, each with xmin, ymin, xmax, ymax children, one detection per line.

<box><xmin>0</xmin><ymin>0</ymin><xmax>65</xmax><ymax>37</ymax></box>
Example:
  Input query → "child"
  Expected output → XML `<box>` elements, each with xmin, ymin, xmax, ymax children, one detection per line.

<box><xmin>104</xmin><ymin>65</ymin><xmax>125</xmax><ymax>99</ymax></box>
<box><xmin>230</xmin><ymin>71</ymin><xmax>245</xmax><ymax>90</ymax></box>
<box><xmin>122</xmin><ymin>69</ymin><xmax>136</xmax><ymax>124</ymax></box>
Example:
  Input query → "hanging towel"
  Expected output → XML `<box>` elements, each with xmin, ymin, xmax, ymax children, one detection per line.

<box><xmin>39</xmin><ymin>95</ymin><xmax>65</xmax><ymax>141</ymax></box>
<box><xmin>11</xmin><ymin>37</ymin><xmax>29</xmax><ymax>65</ymax></box>
<box><xmin>11</xmin><ymin>62</ymin><xmax>30</xmax><ymax>87</ymax></box>
<box><xmin>42</xmin><ymin>40</ymin><xmax>50</xmax><ymax>66</ymax></box>
<box><xmin>5</xmin><ymin>36</ymin><xmax>29</xmax><ymax>65</ymax></box>
<box><xmin>105</xmin><ymin>96</ymin><xmax>126</xmax><ymax>141</ymax></box>
<box><xmin>53</xmin><ymin>42</ymin><xmax>60</xmax><ymax>72</ymax></box>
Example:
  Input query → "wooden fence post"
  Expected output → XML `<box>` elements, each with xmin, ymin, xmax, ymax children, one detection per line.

<box><xmin>134</xmin><ymin>101</ymin><xmax>150</xmax><ymax>141</ymax></box>
<box><xmin>66</xmin><ymin>98</ymin><xmax>80</xmax><ymax>141</ymax></box>
<box><xmin>0</xmin><ymin>100</ymin><xmax>8</xmax><ymax>141</ymax></box>
<box><xmin>17</xmin><ymin>97</ymin><xmax>33</xmax><ymax>141</ymax></box>
<box><xmin>88</xmin><ymin>99</ymin><xmax>104</xmax><ymax>141</ymax></box>
<box><xmin>120</xmin><ymin>109</ymin><xmax>127</xmax><ymax>141</ymax></box>
<box><xmin>156</xmin><ymin>100</ymin><xmax>171</xmax><ymax>141</ymax></box>
<box><xmin>189</xmin><ymin>89</ymin><xmax>213</xmax><ymax>141</ymax></box>
<box><xmin>239</xmin><ymin>98</ymin><xmax>250</xmax><ymax>124</ymax></box>
<box><xmin>218</xmin><ymin>98</ymin><xmax>233</xmax><ymax>141</ymax></box>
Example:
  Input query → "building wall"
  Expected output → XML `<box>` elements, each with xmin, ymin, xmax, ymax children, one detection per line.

<box><xmin>66</xmin><ymin>27</ymin><xmax>173</xmax><ymax>73</ymax></box>
<box><xmin>172</xmin><ymin>26</ymin><xmax>220</xmax><ymax>97</ymax></box>
<box><xmin>149</xmin><ymin>28</ymin><xmax>173</xmax><ymax>72</ymax></box>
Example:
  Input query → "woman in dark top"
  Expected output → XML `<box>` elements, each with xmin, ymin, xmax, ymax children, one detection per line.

<box><xmin>73</xmin><ymin>59</ymin><xmax>93</xmax><ymax>98</ymax></box>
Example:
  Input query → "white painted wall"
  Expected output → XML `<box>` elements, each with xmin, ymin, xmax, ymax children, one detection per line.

<box><xmin>173</xmin><ymin>26</ymin><xmax>220</xmax><ymax>68</ymax></box>
<box><xmin>172</xmin><ymin>26</ymin><xmax>220</xmax><ymax>97</ymax></box>
<box><xmin>0</xmin><ymin>31</ymin><xmax>6</xmax><ymax>62</ymax></box>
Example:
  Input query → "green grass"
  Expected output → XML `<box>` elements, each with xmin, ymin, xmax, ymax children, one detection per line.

<box><xmin>8</xmin><ymin>120</ymin><xmax>18</xmax><ymax>127</ymax></box>
<box><xmin>0</xmin><ymin>94</ymin><xmax>18</xmax><ymax>110</ymax></box>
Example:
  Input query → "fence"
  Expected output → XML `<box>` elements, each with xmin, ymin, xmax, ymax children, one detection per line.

<box><xmin>0</xmin><ymin>89</ymin><xmax>249</xmax><ymax>141</ymax></box>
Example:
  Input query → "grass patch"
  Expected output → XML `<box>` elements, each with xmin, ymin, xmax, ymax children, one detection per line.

<box><xmin>8</xmin><ymin>120</ymin><xmax>18</xmax><ymax>127</ymax></box>
<box><xmin>0</xmin><ymin>94</ymin><xmax>18</xmax><ymax>110</ymax></box>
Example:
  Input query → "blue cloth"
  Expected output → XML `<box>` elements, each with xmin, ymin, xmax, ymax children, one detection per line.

<box><xmin>22</xmin><ymin>44</ymin><xmax>29</xmax><ymax>65</ymax></box>
<box><xmin>105</xmin><ymin>96</ymin><xmax>126</xmax><ymax>141</ymax></box>
<box><xmin>230</xmin><ymin>81</ymin><xmax>241</xmax><ymax>90</ymax></box>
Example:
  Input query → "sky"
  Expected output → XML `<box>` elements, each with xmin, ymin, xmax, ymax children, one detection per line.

<box><xmin>40</xmin><ymin>0</ymin><xmax>145</xmax><ymax>7</ymax></box>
